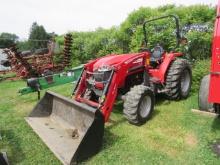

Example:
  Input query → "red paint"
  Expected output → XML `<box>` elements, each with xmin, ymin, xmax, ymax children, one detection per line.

<box><xmin>209</xmin><ymin>0</ymin><xmax>220</xmax><ymax>103</ymax></box>
<box><xmin>149</xmin><ymin>53</ymin><xmax>182</xmax><ymax>83</ymax></box>
<box><xmin>74</xmin><ymin>50</ymin><xmax>183</xmax><ymax>122</ymax></box>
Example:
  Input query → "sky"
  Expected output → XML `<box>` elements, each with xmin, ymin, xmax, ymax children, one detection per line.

<box><xmin>0</xmin><ymin>0</ymin><xmax>216</xmax><ymax>39</ymax></box>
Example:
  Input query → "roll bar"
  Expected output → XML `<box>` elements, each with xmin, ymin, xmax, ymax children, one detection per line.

<box><xmin>143</xmin><ymin>15</ymin><xmax>181</xmax><ymax>48</ymax></box>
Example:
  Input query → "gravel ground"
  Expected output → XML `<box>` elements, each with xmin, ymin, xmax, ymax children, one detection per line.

<box><xmin>0</xmin><ymin>49</ymin><xmax>10</xmax><ymax>71</ymax></box>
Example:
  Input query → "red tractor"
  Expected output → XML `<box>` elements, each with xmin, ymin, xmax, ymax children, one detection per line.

<box><xmin>26</xmin><ymin>15</ymin><xmax>192</xmax><ymax>164</ymax></box>
<box><xmin>199</xmin><ymin>0</ymin><xmax>220</xmax><ymax>113</ymax></box>
<box><xmin>73</xmin><ymin>15</ymin><xmax>192</xmax><ymax>124</ymax></box>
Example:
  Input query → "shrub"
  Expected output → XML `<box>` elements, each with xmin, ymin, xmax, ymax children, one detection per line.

<box><xmin>186</xmin><ymin>30</ymin><xmax>212</xmax><ymax>60</ymax></box>
<box><xmin>56</xmin><ymin>4</ymin><xmax>215</xmax><ymax>67</ymax></box>
<box><xmin>192</xmin><ymin>59</ymin><xmax>211</xmax><ymax>93</ymax></box>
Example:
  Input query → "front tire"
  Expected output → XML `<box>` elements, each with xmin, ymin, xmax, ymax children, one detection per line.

<box><xmin>123</xmin><ymin>85</ymin><xmax>154</xmax><ymax>125</ymax></box>
<box><xmin>165</xmin><ymin>58</ymin><xmax>192</xmax><ymax>100</ymax></box>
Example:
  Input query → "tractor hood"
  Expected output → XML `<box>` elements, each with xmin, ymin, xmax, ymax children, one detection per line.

<box><xmin>92</xmin><ymin>53</ymin><xmax>145</xmax><ymax>71</ymax></box>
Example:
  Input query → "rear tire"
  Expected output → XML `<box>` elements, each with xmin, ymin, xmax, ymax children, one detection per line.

<box><xmin>123</xmin><ymin>85</ymin><xmax>154</xmax><ymax>125</ymax></box>
<box><xmin>199</xmin><ymin>75</ymin><xmax>213</xmax><ymax>111</ymax></box>
<box><xmin>165</xmin><ymin>58</ymin><xmax>192</xmax><ymax>100</ymax></box>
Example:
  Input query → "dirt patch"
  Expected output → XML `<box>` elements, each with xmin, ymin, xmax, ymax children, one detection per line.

<box><xmin>185</xmin><ymin>133</ymin><xmax>198</xmax><ymax>147</ymax></box>
<box><xmin>146</xmin><ymin>137</ymin><xmax>179</xmax><ymax>157</ymax></box>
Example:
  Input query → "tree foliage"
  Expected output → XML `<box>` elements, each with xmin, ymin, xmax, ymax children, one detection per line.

<box><xmin>56</xmin><ymin>4</ymin><xmax>215</xmax><ymax>67</ymax></box>
<box><xmin>0</xmin><ymin>32</ymin><xmax>18</xmax><ymax>48</ymax></box>
<box><xmin>28</xmin><ymin>22</ymin><xmax>51</xmax><ymax>49</ymax></box>
<box><xmin>16</xmin><ymin>22</ymin><xmax>54</xmax><ymax>51</ymax></box>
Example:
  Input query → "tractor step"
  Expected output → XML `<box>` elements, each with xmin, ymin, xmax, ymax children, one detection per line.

<box><xmin>191</xmin><ymin>109</ymin><xmax>218</xmax><ymax>117</ymax></box>
<box><xmin>157</xmin><ymin>88</ymin><xmax>170</xmax><ymax>93</ymax></box>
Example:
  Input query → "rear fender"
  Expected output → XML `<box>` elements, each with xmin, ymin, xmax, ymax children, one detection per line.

<box><xmin>149</xmin><ymin>53</ymin><xmax>182</xmax><ymax>83</ymax></box>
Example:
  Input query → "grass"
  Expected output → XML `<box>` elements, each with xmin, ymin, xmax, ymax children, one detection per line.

<box><xmin>1</xmin><ymin>79</ymin><xmax>220</xmax><ymax>165</ymax></box>
<box><xmin>0</xmin><ymin>72</ymin><xmax>16</xmax><ymax>81</ymax></box>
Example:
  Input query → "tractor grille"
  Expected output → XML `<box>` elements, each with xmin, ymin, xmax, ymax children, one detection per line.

<box><xmin>93</xmin><ymin>70</ymin><xmax>112</xmax><ymax>82</ymax></box>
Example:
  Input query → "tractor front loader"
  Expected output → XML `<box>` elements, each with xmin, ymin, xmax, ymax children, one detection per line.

<box><xmin>26</xmin><ymin>15</ymin><xmax>192</xmax><ymax>164</ymax></box>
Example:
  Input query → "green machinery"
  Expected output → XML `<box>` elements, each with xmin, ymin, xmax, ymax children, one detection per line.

<box><xmin>18</xmin><ymin>65</ymin><xmax>83</xmax><ymax>97</ymax></box>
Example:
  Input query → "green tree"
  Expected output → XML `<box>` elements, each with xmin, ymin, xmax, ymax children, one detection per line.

<box><xmin>0</xmin><ymin>32</ymin><xmax>18</xmax><ymax>48</ymax></box>
<box><xmin>16</xmin><ymin>40</ymin><xmax>31</xmax><ymax>51</ymax></box>
<box><xmin>56</xmin><ymin>4</ymin><xmax>215</xmax><ymax>67</ymax></box>
<box><xmin>28</xmin><ymin>22</ymin><xmax>50</xmax><ymax>49</ymax></box>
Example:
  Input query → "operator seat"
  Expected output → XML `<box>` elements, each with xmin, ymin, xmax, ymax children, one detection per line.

<box><xmin>150</xmin><ymin>44</ymin><xmax>164</xmax><ymax>68</ymax></box>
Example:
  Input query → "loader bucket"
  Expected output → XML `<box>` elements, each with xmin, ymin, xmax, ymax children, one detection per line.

<box><xmin>25</xmin><ymin>91</ymin><xmax>104</xmax><ymax>164</ymax></box>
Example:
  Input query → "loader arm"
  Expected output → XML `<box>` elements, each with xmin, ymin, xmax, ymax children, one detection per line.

<box><xmin>100</xmin><ymin>72</ymin><xmax>119</xmax><ymax>122</ymax></box>
<box><xmin>74</xmin><ymin>68</ymin><xmax>119</xmax><ymax>122</ymax></box>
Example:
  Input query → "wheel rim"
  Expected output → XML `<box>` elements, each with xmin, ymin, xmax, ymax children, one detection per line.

<box><xmin>139</xmin><ymin>95</ymin><xmax>152</xmax><ymax>118</ymax></box>
<box><xmin>180</xmin><ymin>69</ymin><xmax>190</xmax><ymax>93</ymax></box>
